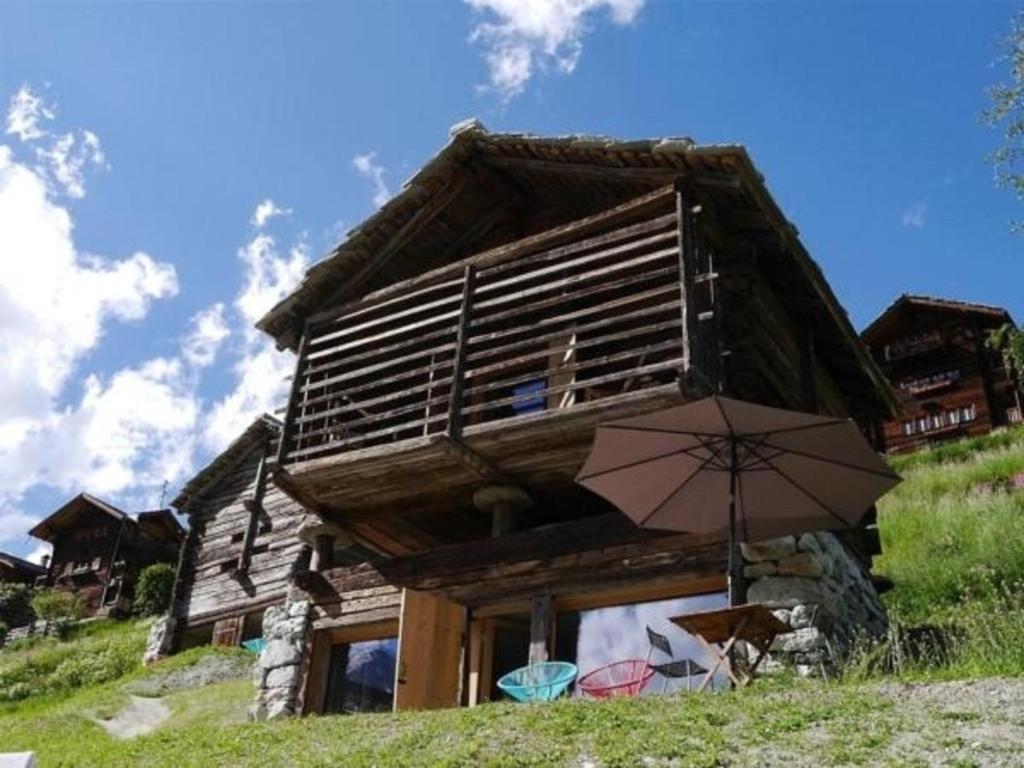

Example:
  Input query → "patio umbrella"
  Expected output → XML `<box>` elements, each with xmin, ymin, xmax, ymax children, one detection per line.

<box><xmin>575</xmin><ymin>395</ymin><xmax>900</xmax><ymax>604</ymax></box>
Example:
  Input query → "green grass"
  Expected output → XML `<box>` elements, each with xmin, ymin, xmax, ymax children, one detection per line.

<box><xmin>0</xmin><ymin>670</ymin><xmax>915</xmax><ymax>767</ymax></box>
<box><xmin>876</xmin><ymin>425</ymin><xmax>1024</xmax><ymax>623</ymax></box>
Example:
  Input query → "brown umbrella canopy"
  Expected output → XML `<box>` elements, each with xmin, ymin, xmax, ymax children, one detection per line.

<box><xmin>576</xmin><ymin>396</ymin><xmax>900</xmax><ymax>543</ymax></box>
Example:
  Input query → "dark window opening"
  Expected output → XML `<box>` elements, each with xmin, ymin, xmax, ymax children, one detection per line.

<box><xmin>323</xmin><ymin>638</ymin><xmax>398</xmax><ymax>714</ymax></box>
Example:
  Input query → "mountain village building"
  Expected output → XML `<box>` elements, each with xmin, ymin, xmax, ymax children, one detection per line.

<box><xmin>862</xmin><ymin>295</ymin><xmax>1022</xmax><ymax>454</ymax></box>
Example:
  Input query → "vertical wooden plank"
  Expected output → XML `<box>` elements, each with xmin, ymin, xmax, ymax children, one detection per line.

<box><xmin>394</xmin><ymin>589</ymin><xmax>466</xmax><ymax>711</ymax></box>
<box><xmin>466</xmin><ymin>619</ymin><xmax>483</xmax><ymax>707</ymax></box>
<box><xmin>276</xmin><ymin>327</ymin><xmax>309</xmax><ymax>465</ymax></box>
<box><xmin>528</xmin><ymin>595</ymin><xmax>552</xmax><ymax>665</ymax></box>
<box><xmin>300</xmin><ymin>630</ymin><xmax>332</xmax><ymax>715</ymax></box>
<box><xmin>446</xmin><ymin>266</ymin><xmax>477</xmax><ymax>439</ymax></box>
<box><xmin>675</xmin><ymin>185</ymin><xmax>695</xmax><ymax>377</ymax></box>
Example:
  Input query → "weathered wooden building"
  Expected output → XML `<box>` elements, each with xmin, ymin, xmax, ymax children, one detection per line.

<box><xmin>863</xmin><ymin>294</ymin><xmax>1023</xmax><ymax>454</ymax></box>
<box><xmin>29</xmin><ymin>494</ymin><xmax>183</xmax><ymax>617</ymax></box>
<box><xmin>160</xmin><ymin>416</ymin><xmax>333</xmax><ymax>651</ymax></box>
<box><xmin>243</xmin><ymin>124</ymin><xmax>898</xmax><ymax>717</ymax></box>
<box><xmin>0</xmin><ymin>552</ymin><xmax>46</xmax><ymax>585</ymax></box>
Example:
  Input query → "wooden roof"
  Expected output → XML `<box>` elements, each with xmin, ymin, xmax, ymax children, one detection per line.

<box><xmin>28</xmin><ymin>493</ymin><xmax>183</xmax><ymax>544</ymax></box>
<box><xmin>28</xmin><ymin>492</ymin><xmax>129</xmax><ymax>542</ymax></box>
<box><xmin>0</xmin><ymin>551</ymin><xmax>46</xmax><ymax>577</ymax></box>
<box><xmin>171</xmin><ymin>414</ymin><xmax>281</xmax><ymax>514</ymax></box>
<box><xmin>863</xmin><ymin>293</ymin><xmax>1015</xmax><ymax>344</ymax></box>
<box><xmin>257</xmin><ymin>121</ymin><xmax>897</xmax><ymax>418</ymax></box>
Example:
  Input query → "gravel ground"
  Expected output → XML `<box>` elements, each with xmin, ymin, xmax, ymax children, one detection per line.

<box><xmin>734</xmin><ymin>678</ymin><xmax>1024</xmax><ymax>768</ymax></box>
<box><xmin>123</xmin><ymin>653</ymin><xmax>253</xmax><ymax>697</ymax></box>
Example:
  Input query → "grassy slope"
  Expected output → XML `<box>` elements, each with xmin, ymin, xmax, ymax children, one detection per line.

<box><xmin>876</xmin><ymin>426</ymin><xmax>1024</xmax><ymax>622</ymax></box>
<box><xmin>3</xmin><ymin>427</ymin><xmax>1024</xmax><ymax>766</ymax></box>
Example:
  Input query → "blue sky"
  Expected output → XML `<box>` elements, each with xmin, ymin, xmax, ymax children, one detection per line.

<box><xmin>0</xmin><ymin>1</ymin><xmax>1021</xmax><ymax>560</ymax></box>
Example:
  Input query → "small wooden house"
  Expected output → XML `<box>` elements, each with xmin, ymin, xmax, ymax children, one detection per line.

<box><xmin>246</xmin><ymin>125</ymin><xmax>899</xmax><ymax>717</ymax></box>
<box><xmin>0</xmin><ymin>552</ymin><xmax>46</xmax><ymax>585</ymax></box>
<box><xmin>29</xmin><ymin>494</ymin><xmax>184</xmax><ymax>616</ymax></box>
<box><xmin>863</xmin><ymin>294</ymin><xmax>1023</xmax><ymax>454</ymax></box>
<box><xmin>167</xmin><ymin>416</ymin><xmax>312</xmax><ymax>649</ymax></box>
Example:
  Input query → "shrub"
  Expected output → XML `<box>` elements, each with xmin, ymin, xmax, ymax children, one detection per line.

<box><xmin>133</xmin><ymin>563</ymin><xmax>175</xmax><ymax>617</ymax></box>
<box><xmin>30</xmin><ymin>589</ymin><xmax>84</xmax><ymax>638</ymax></box>
<box><xmin>0</xmin><ymin>583</ymin><xmax>34</xmax><ymax>629</ymax></box>
<box><xmin>0</xmin><ymin>619</ymin><xmax>8</xmax><ymax>646</ymax></box>
<box><xmin>0</xmin><ymin>619</ymin><xmax>147</xmax><ymax>701</ymax></box>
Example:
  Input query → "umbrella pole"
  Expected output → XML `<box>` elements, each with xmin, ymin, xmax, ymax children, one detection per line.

<box><xmin>728</xmin><ymin>439</ymin><xmax>739</xmax><ymax>608</ymax></box>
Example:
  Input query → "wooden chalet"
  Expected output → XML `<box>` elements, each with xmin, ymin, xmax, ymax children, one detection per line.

<box><xmin>863</xmin><ymin>294</ymin><xmax>1023</xmax><ymax>454</ymax></box>
<box><xmin>29</xmin><ymin>494</ymin><xmax>184</xmax><ymax>617</ymax></box>
<box><xmin>0</xmin><ymin>552</ymin><xmax>46</xmax><ymax>585</ymax></box>
<box><xmin>253</xmin><ymin>123</ymin><xmax>899</xmax><ymax>714</ymax></box>
<box><xmin>169</xmin><ymin>416</ymin><xmax>325</xmax><ymax>648</ymax></box>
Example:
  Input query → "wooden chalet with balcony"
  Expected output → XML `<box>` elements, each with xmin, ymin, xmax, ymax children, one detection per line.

<box><xmin>250</xmin><ymin>124</ymin><xmax>899</xmax><ymax>716</ymax></box>
<box><xmin>863</xmin><ymin>294</ymin><xmax>1023</xmax><ymax>454</ymax></box>
<box><xmin>29</xmin><ymin>494</ymin><xmax>184</xmax><ymax>617</ymax></box>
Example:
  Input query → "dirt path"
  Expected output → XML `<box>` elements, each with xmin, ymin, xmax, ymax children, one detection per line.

<box><xmin>95</xmin><ymin>695</ymin><xmax>170</xmax><ymax>739</ymax></box>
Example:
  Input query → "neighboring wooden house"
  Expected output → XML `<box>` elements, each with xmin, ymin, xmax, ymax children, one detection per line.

<box><xmin>863</xmin><ymin>294</ymin><xmax>1023</xmax><ymax>454</ymax></box>
<box><xmin>249</xmin><ymin>125</ymin><xmax>900</xmax><ymax>717</ymax></box>
<box><xmin>0</xmin><ymin>552</ymin><xmax>46</xmax><ymax>585</ymax></box>
<box><xmin>167</xmin><ymin>416</ymin><xmax>311</xmax><ymax>649</ymax></box>
<box><xmin>29</xmin><ymin>494</ymin><xmax>184</xmax><ymax>616</ymax></box>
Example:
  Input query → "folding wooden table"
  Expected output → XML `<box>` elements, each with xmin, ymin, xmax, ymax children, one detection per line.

<box><xmin>670</xmin><ymin>604</ymin><xmax>789</xmax><ymax>692</ymax></box>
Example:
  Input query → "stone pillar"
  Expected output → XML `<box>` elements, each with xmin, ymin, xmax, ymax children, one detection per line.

<box><xmin>142</xmin><ymin>615</ymin><xmax>178</xmax><ymax>665</ymax></box>
<box><xmin>742</xmin><ymin>532</ymin><xmax>887</xmax><ymax>676</ymax></box>
<box><xmin>249</xmin><ymin>599</ymin><xmax>311</xmax><ymax>720</ymax></box>
<box><xmin>472</xmin><ymin>485</ymin><xmax>533</xmax><ymax>537</ymax></box>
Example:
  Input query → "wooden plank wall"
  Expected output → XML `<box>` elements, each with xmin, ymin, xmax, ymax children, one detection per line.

<box><xmin>175</xmin><ymin>447</ymin><xmax>306</xmax><ymax>625</ymax></box>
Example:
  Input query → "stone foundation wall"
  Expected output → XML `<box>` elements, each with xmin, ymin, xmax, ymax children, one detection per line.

<box><xmin>742</xmin><ymin>532</ymin><xmax>887</xmax><ymax>676</ymax></box>
<box><xmin>142</xmin><ymin>615</ymin><xmax>178</xmax><ymax>665</ymax></box>
<box><xmin>249</xmin><ymin>599</ymin><xmax>311</xmax><ymax>720</ymax></box>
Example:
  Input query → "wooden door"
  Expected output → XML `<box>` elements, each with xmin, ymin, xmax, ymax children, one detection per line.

<box><xmin>211</xmin><ymin>615</ymin><xmax>243</xmax><ymax>647</ymax></box>
<box><xmin>394</xmin><ymin>589</ymin><xmax>465</xmax><ymax>711</ymax></box>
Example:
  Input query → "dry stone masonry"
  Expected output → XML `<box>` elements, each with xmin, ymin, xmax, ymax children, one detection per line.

<box><xmin>250</xmin><ymin>599</ymin><xmax>311</xmax><ymax>720</ymax></box>
<box><xmin>742</xmin><ymin>532</ymin><xmax>887</xmax><ymax>676</ymax></box>
<box><xmin>142</xmin><ymin>615</ymin><xmax>178</xmax><ymax>666</ymax></box>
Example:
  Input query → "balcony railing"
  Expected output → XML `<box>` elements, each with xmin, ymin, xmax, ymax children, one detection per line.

<box><xmin>279</xmin><ymin>202</ymin><xmax>686</xmax><ymax>465</ymax></box>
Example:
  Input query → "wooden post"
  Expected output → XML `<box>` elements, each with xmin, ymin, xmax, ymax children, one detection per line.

<box><xmin>529</xmin><ymin>595</ymin><xmax>552</xmax><ymax>665</ymax></box>
<box><xmin>446</xmin><ymin>265</ymin><xmax>476</xmax><ymax>439</ymax></box>
<box><xmin>675</xmin><ymin>182</ymin><xmax>696</xmax><ymax>379</ymax></box>
<box><xmin>238</xmin><ymin>440</ymin><xmax>270</xmax><ymax>574</ymax></box>
<box><xmin>311</xmin><ymin>534</ymin><xmax>334</xmax><ymax>572</ymax></box>
<box><xmin>277</xmin><ymin>327</ymin><xmax>310</xmax><ymax>466</ymax></box>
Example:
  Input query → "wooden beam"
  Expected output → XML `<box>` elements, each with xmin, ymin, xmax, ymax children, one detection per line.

<box><xmin>321</xmin><ymin>174</ymin><xmax>471</xmax><ymax>311</ymax></box>
<box><xmin>446</xmin><ymin>266</ymin><xmax>476</xmax><ymax>439</ymax></box>
<box><xmin>529</xmin><ymin>595</ymin><xmax>552</xmax><ymax>664</ymax></box>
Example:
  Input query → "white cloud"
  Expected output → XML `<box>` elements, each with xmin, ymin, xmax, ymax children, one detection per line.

<box><xmin>35</xmin><ymin>129</ymin><xmax>106</xmax><ymax>199</ymax></box>
<box><xmin>5</xmin><ymin>85</ymin><xmax>54</xmax><ymax>142</ymax></box>
<box><xmin>0</xmin><ymin>145</ymin><xmax>177</xmax><ymax>434</ymax></box>
<box><xmin>0</xmin><ymin>86</ymin><xmax>190</xmax><ymax>551</ymax></box>
<box><xmin>0</xmin><ymin>508</ymin><xmax>40</xmax><ymax>548</ymax></box>
<box><xmin>353</xmin><ymin>152</ymin><xmax>391</xmax><ymax>208</ymax></box>
<box><xmin>466</xmin><ymin>0</ymin><xmax>645</xmax><ymax>102</ymax></box>
<box><xmin>5</xmin><ymin>85</ymin><xmax>106</xmax><ymax>198</ymax></box>
<box><xmin>901</xmin><ymin>201</ymin><xmax>928</xmax><ymax>229</ymax></box>
<box><xmin>182</xmin><ymin>303</ymin><xmax>230</xmax><ymax>368</ymax></box>
<box><xmin>252</xmin><ymin>198</ymin><xmax>291</xmax><ymax>229</ymax></box>
<box><xmin>0</xmin><ymin>359</ymin><xmax>199</xmax><ymax>500</ymax></box>
<box><xmin>202</xmin><ymin>203</ymin><xmax>308</xmax><ymax>451</ymax></box>
<box><xmin>25</xmin><ymin>541</ymin><xmax>51</xmax><ymax>565</ymax></box>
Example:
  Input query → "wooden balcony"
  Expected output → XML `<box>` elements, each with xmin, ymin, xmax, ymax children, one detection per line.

<box><xmin>276</xmin><ymin>191</ymin><xmax>689</xmax><ymax>517</ymax></box>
